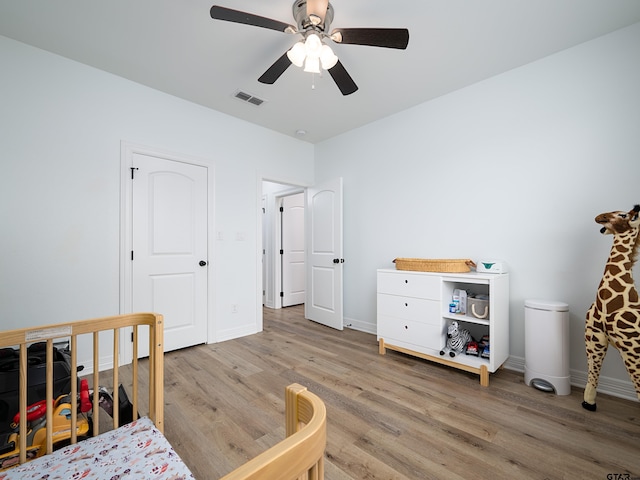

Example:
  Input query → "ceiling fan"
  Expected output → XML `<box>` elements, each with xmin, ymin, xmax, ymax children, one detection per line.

<box><xmin>210</xmin><ymin>0</ymin><xmax>409</xmax><ymax>95</ymax></box>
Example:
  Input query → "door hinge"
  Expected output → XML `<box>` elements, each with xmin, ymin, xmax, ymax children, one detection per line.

<box><xmin>131</xmin><ymin>332</ymin><xmax>134</xmax><ymax>342</ymax></box>
<box><xmin>280</xmin><ymin>292</ymin><xmax>284</xmax><ymax>297</ymax></box>
<box><xmin>130</xmin><ymin>167</ymin><xmax>138</xmax><ymax>179</ymax></box>
<box><xmin>280</xmin><ymin>249</ymin><xmax>284</xmax><ymax>255</ymax></box>
<box><xmin>280</xmin><ymin>206</ymin><xmax>284</xmax><ymax>212</ymax></box>
<box><xmin>131</xmin><ymin>250</ymin><xmax>134</xmax><ymax>261</ymax></box>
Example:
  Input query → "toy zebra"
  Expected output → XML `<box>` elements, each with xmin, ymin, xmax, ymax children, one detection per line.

<box><xmin>440</xmin><ymin>321</ymin><xmax>472</xmax><ymax>358</ymax></box>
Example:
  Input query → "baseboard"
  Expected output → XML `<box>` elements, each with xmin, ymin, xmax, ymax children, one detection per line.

<box><xmin>344</xmin><ymin>316</ymin><xmax>376</xmax><ymax>335</ymax></box>
<box><xmin>216</xmin><ymin>324</ymin><xmax>259</xmax><ymax>343</ymax></box>
<box><xmin>343</xmin><ymin>322</ymin><xmax>638</xmax><ymax>402</ymax></box>
<box><xmin>505</xmin><ymin>355</ymin><xmax>638</xmax><ymax>402</ymax></box>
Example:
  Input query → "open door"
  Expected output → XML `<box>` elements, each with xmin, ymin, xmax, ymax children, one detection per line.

<box><xmin>305</xmin><ymin>178</ymin><xmax>343</xmax><ymax>330</ymax></box>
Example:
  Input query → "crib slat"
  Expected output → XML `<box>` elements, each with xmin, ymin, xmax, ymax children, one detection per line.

<box><xmin>18</xmin><ymin>345</ymin><xmax>27</xmax><ymax>465</ymax></box>
<box><xmin>70</xmin><ymin>334</ymin><xmax>78</xmax><ymax>445</ymax></box>
<box><xmin>113</xmin><ymin>328</ymin><xmax>119</xmax><ymax>429</ymax></box>
<box><xmin>92</xmin><ymin>332</ymin><xmax>100</xmax><ymax>436</ymax></box>
<box><xmin>132</xmin><ymin>325</ymin><xmax>139</xmax><ymax>422</ymax></box>
<box><xmin>45</xmin><ymin>340</ymin><xmax>53</xmax><ymax>455</ymax></box>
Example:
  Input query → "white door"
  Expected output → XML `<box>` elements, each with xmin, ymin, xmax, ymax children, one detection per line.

<box><xmin>132</xmin><ymin>153</ymin><xmax>208</xmax><ymax>354</ymax></box>
<box><xmin>281</xmin><ymin>193</ymin><xmax>305</xmax><ymax>307</ymax></box>
<box><xmin>305</xmin><ymin>178</ymin><xmax>343</xmax><ymax>330</ymax></box>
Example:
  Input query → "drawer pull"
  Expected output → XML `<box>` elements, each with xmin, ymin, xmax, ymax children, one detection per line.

<box><xmin>404</xmin><ymin>325</ymin><xmax>408</xmax><ymax>329</ymax></box>
<box><xmin>405</xmin><ymin>279</ymin><xmax>408</xmax><ymax>284</ymax></box>
<box><xmin>404</xmin><ymin>303</ymin><xmax>408</xmax><ymax>307</ymax></box>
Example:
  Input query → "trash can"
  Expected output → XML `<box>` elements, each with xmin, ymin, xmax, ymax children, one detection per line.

<box><xmin>524</xmin><ymin>299</ymin><xmax>571</xmax><ymax>395</ymax></box>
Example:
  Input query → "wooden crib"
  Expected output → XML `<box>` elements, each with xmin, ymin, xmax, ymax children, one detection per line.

<box><xmin>0</xmin><ymin>313</ymin><xmax>326</xmax><ymax>479</ymax></box>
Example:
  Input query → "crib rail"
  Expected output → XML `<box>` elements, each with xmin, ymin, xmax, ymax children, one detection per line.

<box><xmin>221</xmin><ymin>383</ymin><xmax>326</xmax><ymax>480</ymax></box>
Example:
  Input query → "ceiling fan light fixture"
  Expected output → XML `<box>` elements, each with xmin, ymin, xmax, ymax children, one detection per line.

<box><xmin>287</xmin><ymin>41</ymin><xmax>306</xmax><ymax>67</ymax></box>
<box><xmin>319</xmin><ymin>44</ymin><xmax>338</xmax><ymax>69</ymax></box>
<box><xmin>304</xmin><ymin>33</ymin><xmax>322</xmax><ymax>57</ymax></box>
<box><xmin>303</xmin><ymin>55</ymin><xmax>320</xmax><ymax>73</ymax></box>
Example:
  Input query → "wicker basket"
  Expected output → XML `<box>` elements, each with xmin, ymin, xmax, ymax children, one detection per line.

<box><xmin>393</xmin><ymin>258</ymin><xmax>476</xmax><ymax>273</ymax></box>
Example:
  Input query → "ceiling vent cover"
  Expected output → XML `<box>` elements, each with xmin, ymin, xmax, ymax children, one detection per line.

<box><xmin>233</xmin><ymin>90</ymin><xmax>266</xmax><ymax>106</ymax></box>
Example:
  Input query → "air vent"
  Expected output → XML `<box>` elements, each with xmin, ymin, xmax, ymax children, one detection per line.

<box><xmin>233</xmin><ymin>90</ymin><xmax>266</xmax><ymax>107</ymax></box>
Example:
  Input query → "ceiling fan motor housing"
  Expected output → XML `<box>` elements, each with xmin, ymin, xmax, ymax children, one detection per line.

<box><xmin>293</xmin><ymin>0</ymin><xmax>334</xmax><ymax>34</ymax></box>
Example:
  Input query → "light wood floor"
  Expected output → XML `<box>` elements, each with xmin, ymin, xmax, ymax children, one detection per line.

<box><xmin>150</xmin><ymin>305</ymin><xmax>639</xmax><ymax>479</ymax></box>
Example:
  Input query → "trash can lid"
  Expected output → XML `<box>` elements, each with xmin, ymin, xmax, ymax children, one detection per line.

<box><xmin>525</xmin><ymin>299</ymin><xmax>569</xmax><ymax>312</ymax></box>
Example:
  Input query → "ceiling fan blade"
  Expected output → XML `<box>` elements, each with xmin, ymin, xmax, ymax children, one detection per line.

<box><xmin>210</xmin><ymin>6</ymin><xmax>296</xmax><ymax>33</ymax></box>
<box><xmin>327</xmin><ymin>60</ymin><xmax>358</xmax><ymax>96</ymax></box>
<box><xmin>330</xmin><ymin>28</ymin><xmax>410</xmax><ymax>49</ymax></box>
<box><xmin>306</xmin><ymin>0</ymin><xmax>330</xmax><ymax>25</ymax></box>
<box><xmin>258</xmin><ymin>52</ymin><xmax>293</xmax><ymax>84</ymax></box>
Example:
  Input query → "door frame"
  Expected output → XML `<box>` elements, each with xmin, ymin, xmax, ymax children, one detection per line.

<box><xmin>257</xmin><ymin>176</ymin><xmax>309</xmax><ymax>329</ymax></box>
<box><xmin>120</xmin><ymin>141</ymin><xmax>216</xmax><ymax>363</ymax></box>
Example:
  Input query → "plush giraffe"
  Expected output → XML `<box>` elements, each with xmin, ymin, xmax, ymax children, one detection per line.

<box><xmin>583</xmin><ymin>204</ymin><xmax>640</xmax><ymax>411</ymax></box>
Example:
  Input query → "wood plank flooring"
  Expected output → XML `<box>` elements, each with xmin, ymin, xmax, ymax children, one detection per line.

<box><xmin>131</xmin><ymin>305</ymin><xmax>640</xmax><ymax>479</ymax></box>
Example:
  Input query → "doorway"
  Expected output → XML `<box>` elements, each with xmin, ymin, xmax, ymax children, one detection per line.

<box><xmin>260</xmin><ymin>177</ymin><xmax>344</xmax><ymax>331</ymax></box>
<box><xmin>262</xmin><ymin>181</ymin><xmax>305</xmax><ymax>310</ymax></box>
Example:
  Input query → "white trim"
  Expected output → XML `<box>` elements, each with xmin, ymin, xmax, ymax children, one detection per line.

<box><xmin>344</xmin><ymin>316</ymin><xmax>376</xmax><ymax>334</ymax></box>
<box><xmin>505</xmin><ymin>355</ymin><xmax>638</xmax><ymax>402</ymax></box>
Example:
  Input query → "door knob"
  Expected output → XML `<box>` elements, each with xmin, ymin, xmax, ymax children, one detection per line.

<box><xmin>199</xmin><ymin>260</ymin><xmax>207</xmax><ymax>267</ymax></box>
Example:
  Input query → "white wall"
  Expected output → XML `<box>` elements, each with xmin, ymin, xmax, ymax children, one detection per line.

<box><xmin>315</xmin><ymin>23</ymin><xmax>640</xmax><ymax>400</ymax></box>
<box><xmin>0</xmin><ymin>36</ymin><xmax>314</xmax><ymax>367</ymax></box>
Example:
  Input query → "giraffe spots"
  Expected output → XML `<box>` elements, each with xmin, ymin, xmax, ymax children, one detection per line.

<box><xmin>611</xmin><ymin>252</ymin><xmax>626</xmax><ymax>263</ymax></box>
<box><xmin>608</xmin><ymin>264</ymin><xmax>622</xmax><ymax>276</ymax></box>
<box><xmin>620</xmin><ymin>272</ymin><xmax>634</xmax><ymax>284</ymax></box>
<box><xmin>608</xmin><ymin>278</ymin><xmax>626</xmax><ymax>294</ymax></box>
<box><xmin>620</xmin><ymin>310</ymin><xmax>640</xmax><ymax>326</ymax></box>
<box><xmin>594</xmin><ymin>299</ymin><xmax>603</xmax><ymax>314</ymax></box>
<box><xmin>618</xmin><ymin>327</ymin><xmax>640</xmax><ymax>339</ymax></box>
<box><xmin>608</xmin><ymin>294</ymin><xmax>624</xmax><ymax>311</ymax></box>
<box><xmin>599</xmin><ymin>288</ymin><xmax>613</xmax><ymax>301</ymax></box>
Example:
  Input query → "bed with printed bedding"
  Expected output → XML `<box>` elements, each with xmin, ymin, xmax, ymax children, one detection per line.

<box><xmin>2</xmin><ymin>416</ymin><xmax>193</xmax><ymax>479</ymax></box>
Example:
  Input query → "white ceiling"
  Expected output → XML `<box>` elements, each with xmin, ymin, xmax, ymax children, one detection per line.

<box><xmin>2</xmin><ymin>0</ymin><xmax>640</xmax><ymax>144</ymax></box>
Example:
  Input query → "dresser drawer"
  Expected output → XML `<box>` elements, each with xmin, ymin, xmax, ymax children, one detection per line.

<box><xmin>377</xmin><ymin>294</ymin><xmax>440</xmax><ymax>325</ymax></box>
<box><xmin>377</xmin><ymin>271</ymin><xmax>441</xmax><ymax>299</ymax></box>
<box><xmin>378</xmin><ymin>316</ymin><xmax>443</xmax><ymax>350</ymax></box>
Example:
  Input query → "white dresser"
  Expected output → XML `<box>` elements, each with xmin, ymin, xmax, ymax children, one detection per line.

<box><xmin>377</xmin><ymin>269</ymin><xmax>509</xmax><ymax>386</ymax></box>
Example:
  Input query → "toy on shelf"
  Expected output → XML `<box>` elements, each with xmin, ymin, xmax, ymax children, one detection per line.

<box><xmin>440</xmin><ymin>321</ymin><xmax>472</xmax><ymax>358</ymax></box>
<box><xmin>479</xmin><ymin>335</ymin><xmax>490</xmax><ymax>359</ymax></box>
<box><xmin>465</xmin><ymin>341</ymin><xmax>480</xmax><ymax>356</ymax></box>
